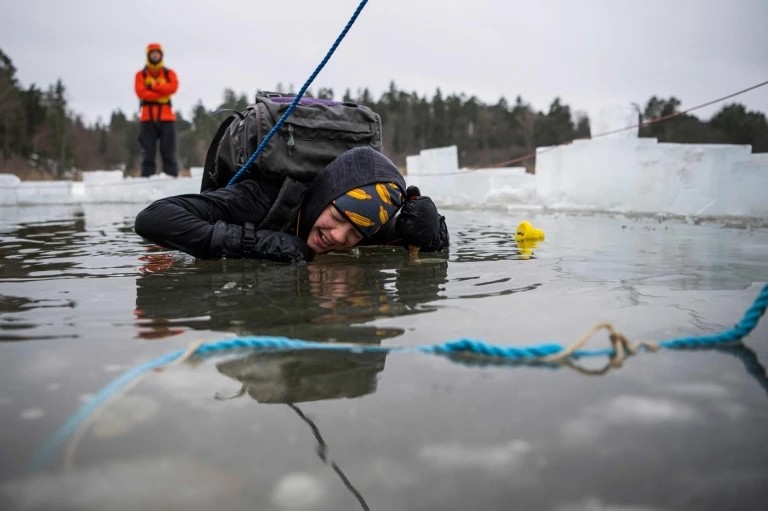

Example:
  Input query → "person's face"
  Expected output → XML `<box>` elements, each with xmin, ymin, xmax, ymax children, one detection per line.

<box><xmin>306</xmin><ymin>204</ymin><xmax>363</xmax><ymax>254</ymax></box>
<box><xmin>148</xmin><ymin>50</ymin><xmax>162</xmax><ymax>64</ymax></box>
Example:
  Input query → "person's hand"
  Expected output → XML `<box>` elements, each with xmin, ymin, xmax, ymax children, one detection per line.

<box><xmin>395</xmin><ymin>186</ymin><xmax>449</xmax><ymax>252</ymax></box>
<box><xmin>245</xmin><ymin>229</ymin><xmax>314</xmax><ymax>263</ymax></box>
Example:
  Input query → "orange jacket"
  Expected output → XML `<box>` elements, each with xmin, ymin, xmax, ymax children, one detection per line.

<box><xmin>134</xmin><ymin>65</ymin><xmax>179</xmax><ymax>122</ymax></box>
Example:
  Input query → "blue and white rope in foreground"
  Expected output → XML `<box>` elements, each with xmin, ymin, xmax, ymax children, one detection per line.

<box><xmin>29</xmin><ymin>284</ymin><xmax>768</xmax><ymax>470</ymax></box>
<box><xmin>169</xmin><ymin>282</ymin><xmax>768</xmax><ymax>362</ymax></box>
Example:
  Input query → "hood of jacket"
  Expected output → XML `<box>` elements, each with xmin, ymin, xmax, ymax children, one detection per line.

<box><xmin>298</xmin><ymin>146</ymin><xmax>406</xmax><ymax>240</ymax></box>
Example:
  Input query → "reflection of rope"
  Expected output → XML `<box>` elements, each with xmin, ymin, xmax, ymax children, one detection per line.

<box><xmin>716</xmin><ymin>345</ymin><xmax>768</xmax><ymax>398</ymax></box>
<box><xmin>28</xmin><ymin>350</ymin><xmax>181</xmax><ymax>470</ymax></box>
<box><xmin>60</xmin><ymin>340</ymin><xmax>203</xmax><ymax>470</ymax></box>
<box><xmin>288</xmin><ymin>404</ymin><xmax>371</xmax><ymax>511</ymax></box>
<box><xmin>28</xmin><ymin>284</ymin><xmax>768</xmax><ymax>470</ymax></box>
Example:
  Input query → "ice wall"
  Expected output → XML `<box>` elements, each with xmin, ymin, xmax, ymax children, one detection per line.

<box><xmin>535</xmin><ymin>108</ymin><xmax>768</xmax><ymax>217</ymax></box>
<box><xmin>0</xmin><ymin>168</ymin><xmax>203</xmax><ymax>206</ymax></box>
<box><xmin>405</xmin><ymin>126</ymin><xmax>767</xmax><ymax>218</ymax></box>
<box><xmin>3</xmin><ymin>120</ymin><xmax>767</xmax><ymax>220</ymax></box>
<box><xmin>406</xmin><ymin>145</ymin><xmax>460</xmax><ymax>176</ymax></box>
<box><xmin>405</xmin><ymin>145</ymin><xmax>537</xmax><ymax>207</ymax></box>
<box><xmin>591</xmin><ymin>104</ymin><xmax>639</xmax><ymax>139</ymax></box>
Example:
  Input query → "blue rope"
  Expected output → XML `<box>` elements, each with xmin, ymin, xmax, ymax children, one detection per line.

<box><xmin>28</xmin><ymin>283</ymin><xmax>768</xmax><ymax>470</ymax></box>
<box><xmin>28</xmin><ymin>349</ymin><xmax>184</xmax><ymax>470</ymax></box>
<box><xmin>658</xmin><ymin>288</ymin><xmax>768</xmax><ymax>350</ymax></box>
<box><xmin>226</xmin><ymin>0</ymin><xmax>369</xmax><ymax>187</ymax></box>
<box><xmin>190</xmin><ymin>283</ymin><xmax>768</xmax><ymax>359</ymax></box>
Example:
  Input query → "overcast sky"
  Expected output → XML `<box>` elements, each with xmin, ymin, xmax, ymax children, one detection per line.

<box><xmin>2</xmin><ymin>0</ymin><xmax>767</xmax><ymax>126</ymax></box>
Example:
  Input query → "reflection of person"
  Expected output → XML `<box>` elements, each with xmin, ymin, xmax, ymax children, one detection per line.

<box><xmin>134</xmin><ymin>42</ymin><xmax>179</xmax><ymax>177</ymax></box>
<box><xmin>134</xmin><ymin>146</ymin><xmax>449</xmax><ymax>261</ymax></box>
<box><xmin>134</xmin><ymin>253</ymin><xmax>448</xmax><ymax>342</ymax></box>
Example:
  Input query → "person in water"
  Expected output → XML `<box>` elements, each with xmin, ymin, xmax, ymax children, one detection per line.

<box><xmin>134</xmin><ymin>146</ymin><xmax>449</xmax><ymax>262</ymax></box>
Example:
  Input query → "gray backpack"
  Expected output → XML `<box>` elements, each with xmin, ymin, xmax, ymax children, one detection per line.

<box><xmin>201</xmin><ymin>92</ymin><xmax>383</xmax><ymax>192</ymax></box>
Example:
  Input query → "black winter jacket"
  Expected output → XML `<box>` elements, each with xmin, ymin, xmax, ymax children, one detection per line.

<box><xmin>134</xmin><ymin>147</ymin><xmax>448</xmax><ymax>261</ymax></box>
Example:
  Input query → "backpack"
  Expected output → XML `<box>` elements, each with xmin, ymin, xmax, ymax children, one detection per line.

<box><xmin>201</xmin><ymin>92</ymin><xmax>383</xmax><ymax>192</ymax></box>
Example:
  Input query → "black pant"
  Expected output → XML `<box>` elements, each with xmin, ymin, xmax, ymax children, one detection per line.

<box><xmin>139</xmin><ymin>121</ymin><xmax>178</xmax><ymax>177</ymax></box>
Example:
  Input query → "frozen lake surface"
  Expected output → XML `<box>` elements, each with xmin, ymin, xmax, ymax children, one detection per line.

<box><xmin>1</xmin><ymin>203</ymin><xmax>767</xmax><ymax>510</ymax></box>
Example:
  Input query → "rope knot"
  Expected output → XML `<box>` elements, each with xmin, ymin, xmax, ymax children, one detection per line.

<box><xmin>543</xmin><ymin>322</ymin><xmax>653</xmax><ymax>375</ymax></box>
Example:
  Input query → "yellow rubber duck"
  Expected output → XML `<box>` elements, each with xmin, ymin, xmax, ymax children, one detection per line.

<box><xmin>515</xmin><ymin>221</ymin><xmax>545</xmax><ymax>259</ymax></box>
<box><xmin>515</xmin><ymin>220</ymin><xmax>545</xmax><ymax>242</ymax></box>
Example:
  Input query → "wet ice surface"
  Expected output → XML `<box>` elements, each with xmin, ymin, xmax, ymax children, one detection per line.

<box><xmin>1</xmin><ymin>204</ymin><xmax>768</xmax><ymax>511</ymax></box>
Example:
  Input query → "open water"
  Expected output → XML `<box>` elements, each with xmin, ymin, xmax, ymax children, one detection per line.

<box><xmin>1</xmin><ymin>203</ymin><xmax>767</xmax><ymax>511</ymax></box>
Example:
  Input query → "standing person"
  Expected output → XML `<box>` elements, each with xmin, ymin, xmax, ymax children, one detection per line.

<box><xmin>134</xmin><ymin>42</ymin><xmax>179</xmax><ymax>177</ymax></box>
<box><xmin>134</xmin><ymin>146</ymin><xmax>449</xmax><ymax>262</ymax></box>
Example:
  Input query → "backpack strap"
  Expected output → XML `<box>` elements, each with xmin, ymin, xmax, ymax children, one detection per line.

<box><xmin>201</xmin><ymin>114</ymin><xmax>239</xmax><ymax>192</ymax></box>
<box><xmin>140</xmin><ymin>67</ymin><xmax>174</xmax><ymax>113</ymax></box>
<box><xmin>256</xmin><ymin>177</ymin><xmax>309</xmax><ymax>232</ymax></box>
<box><xmin>141</xmin><ymin>66</ymin><xmax>170</xmax><ymax>81</ymax></box>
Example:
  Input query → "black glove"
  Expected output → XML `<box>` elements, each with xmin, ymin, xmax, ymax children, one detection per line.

<box><xmin>242</xmin><ymin>223</ymin><xmax>314</xmax><ymax>262</ymax></box>
<box><xmin>395</xmin><ymin>186</ymin><xmax>449</xmax><ymax>252</ymax></box>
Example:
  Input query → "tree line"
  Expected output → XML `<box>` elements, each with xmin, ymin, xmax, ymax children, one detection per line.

<box><xmin>1</xmin><ymin>48</ymin><xmax>767</xmax><ymax>179</ymax></box>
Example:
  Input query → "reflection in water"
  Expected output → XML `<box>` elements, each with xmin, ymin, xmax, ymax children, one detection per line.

<box><xmin>716</xmin><ymin>345</ymin><xmax>768</xmax><ymax>398</ymax></box>
<box><xmin>0</xmin><ymin>295</ymin><xmax>77</xmax><ymax>341</ymax></box>
<box><xmin>0</xmin><ymin>210</ymin><xmax>147</xmax><ymax>341</ymax></box>
<box><xmin>215</xmin><ymin>350</ymin><xmax>386</xmax><ymax>403</ymax></box>
<box><xmin>288</xmin><ymin>404</ymin><xmax>371</xmax><ymax>511</ymax></box>
<box><xmin>516</xmin><ymin>239</ymin><xmax>542</xmax><ymax>260</ymax></box>
<box><xmin>136</xmin><ymin>250</ymin><xmax>452</xmax><ymax>507</ymax></box>
<box><xmin>188</xmin><ymin>251</ymin><xmax>453</xmax><ymax>510</ymax></box>
<box><xmin>135</xmin><ymin>251</ymin><xmax>449</xmax><ymax>342</ymax></box>
<box><xmin>451</xmin><ymin>281</ymin><xmax>540</xmax><ymax>300</ymax></box>
<box><xmin>214</xmin><ymin>349</ymin><xmax>379</xmax><ymax>510</ymax></box>
<box><xmin>5</xmin><ymin>206</ymin><xmax>768</xmax><ymax>510</ymax></box>
<box><xmin>0</xmin><ymin>209</ymin><xmax>139</xmax><ymax>280</ymax></box>
<box><xmin>451</xmin><ymin>226</ymin><xmax>538</xmax><ymax>262</ymax></box>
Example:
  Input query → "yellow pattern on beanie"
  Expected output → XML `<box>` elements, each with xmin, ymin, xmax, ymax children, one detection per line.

<box><xmin>333</xmin><ymin>182</ymin><xmax>404</xmax><ymax>237</ymax></box>
<box><xmin>378</xmin><ymin>205</ymin><xmax>390</xmax><ymax>224</ymax></box>
<box><xmin>345</xmin><ymin>211</ymin><xmax>376</xmax><ymax>228</ymax></box>
<box><xmin>376</xmin><ymin>183</ymin><xmax>392</xmax><ymax>205</ymax></box>
<box><xmin>345</xmin><ymin>188</ymin><xmax>372</xmax><ymax>200</ymax></box>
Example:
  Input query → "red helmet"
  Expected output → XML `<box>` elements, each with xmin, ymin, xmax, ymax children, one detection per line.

<box><xmin>146</xmin><ymin>42</ymin><xmax>163</xmax><ymax>56</ymax></box>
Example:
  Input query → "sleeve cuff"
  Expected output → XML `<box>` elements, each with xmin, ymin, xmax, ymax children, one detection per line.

<box><xmin>210</xmin><ymin>220</ymin><xmax>244</xmax><ymax>257</ymax></box>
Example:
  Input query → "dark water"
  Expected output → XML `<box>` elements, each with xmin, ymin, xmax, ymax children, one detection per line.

<box><xmin>1</xmin><ymin>204</ymin><xmax>768</xmax><ymax>511</ymax></box>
